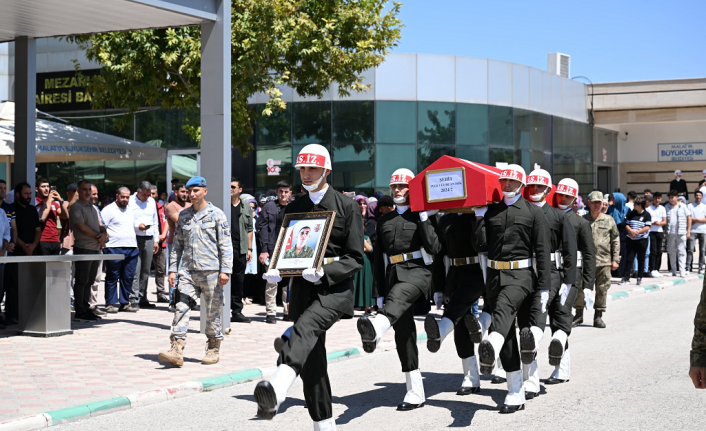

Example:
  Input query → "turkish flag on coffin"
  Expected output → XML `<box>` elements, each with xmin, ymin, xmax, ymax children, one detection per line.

<box><xmin>409</xmin><ymin>156</ymin><xmax>504</xmax><ymax>213</ymax></box>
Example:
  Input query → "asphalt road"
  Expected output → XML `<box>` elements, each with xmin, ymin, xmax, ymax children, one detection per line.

<box><xmin>56</xmin><ymin>279</ymin><xmax>706</xmax><ymax>431</ymax></box>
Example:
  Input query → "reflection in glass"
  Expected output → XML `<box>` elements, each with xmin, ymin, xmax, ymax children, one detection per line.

<box><xmin>418</xmin><ymin>143</ymin><xmax>454</xmax><ymax>174</ymax></box>
<box><xmin>375</xmin><ymin>101</ymin><xmax>416</xmax><ymax>144</ymax></box>
<box><xmin>456</xmin><ymin>103</ymin><xmax>488</xmax><ymax>146</ymax></box>
<box><xmin>136</xmin><ymin>109</ymin><xmax>198</xmax><ymax>149</ymax></box>
<box><xmin>293</xmin><ymin>101</ymin><xmax>331</xmax><ymax>145</ymax></box>
<box><xmin>488</xmin><ymin>105</ymin><xmax>513</xmax><ymax>147</ymax></box>
<box><xmin>256</xmin><ymin>104</ymin><xmax>291</xmax><ymax>147</ymax></box>
<box><xmin>105</xmin><ymin>114</ymin><xmax>134</xmax><ymax>140</ymax></box>
<box><xmin>489</xmin><ymin>148</ymin><xmax>513</xmax><ymax>167</ymax></box>
<box><xmin>75</xmin><ymin>161</ymin><xmax>105</xmax><ymax>197</ymax></box>
<box><xmin>375</xmin><ymin>144</ymin><xmax>416</xmax><ymax>188</ymax></box>
<box><xmin>530</xmin><ymin>113</ymin><xmax>548</xmax><ymax>152</ymax></box>
<box><xmin>456</xmin><ymin>146</ymin><xmax>488</xmax><ymax>164</ymax></box>
<box><xmin>333</xmin><ymin>101</ymin><xmax>373</xmax><ymax>144</ymax></box>
<box><xmin>332</xmin><ymin>143</ymin><xmax>374</xmax><ymax>194</ymax></box>
<box><xmin>257</xmin><ymin>144</ymin><xmax>293</xmax><ymax>191</ymax></box>
<box><xmin>106</xmin><ymin>161</ymin><xmax>136</xmax><ymax>195</ymax></box>
<box><xmin>513</xmin><ymin>109</ymin><xmax>531</xmax><ymax>150</ymax></box>
<box><xmin>136</xmin><ymin>160</ymin><xmax>167</xmax><ymax>193</ymax></box>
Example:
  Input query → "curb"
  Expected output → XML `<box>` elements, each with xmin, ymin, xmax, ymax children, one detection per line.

<box><xmin>2</xmin><ymin>274</ymin><xmax>702</xmax><ymax>430</ymax></box>
<box><xmin>607</xmin><ymin>273</ymin><xmax>703</xmax><ymax>302</ymax></box>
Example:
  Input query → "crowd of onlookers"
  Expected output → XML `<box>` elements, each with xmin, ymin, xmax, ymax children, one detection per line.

<box><xmin>1</xmin><ymin>168</ymin><xmax>705</xmax><ymax>328</ymax></box>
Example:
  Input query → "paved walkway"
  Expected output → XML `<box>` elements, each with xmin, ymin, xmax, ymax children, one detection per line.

<box><xmin>0</xmin><ymin>269</ymin><xmax>701</xmax><ymax>422</ymax></box>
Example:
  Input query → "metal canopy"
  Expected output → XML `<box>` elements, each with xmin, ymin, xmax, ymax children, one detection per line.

<box><xmin>0</xmin><ymin>0</ymin><xmax>217</xmax><ymax>42</ymax></box>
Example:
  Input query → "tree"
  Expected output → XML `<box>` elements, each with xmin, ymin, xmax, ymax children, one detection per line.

<box><xmin>67</xmin><ymin>0</ymin><xmax>402</xmax><ymax>154</ymax></box>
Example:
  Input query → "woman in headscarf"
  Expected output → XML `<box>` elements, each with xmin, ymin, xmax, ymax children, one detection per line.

<box><xmin>354</xmin><ymin>195</ymin><xmax>375</xmax><ymax>314</ymax></box>
<box><xmin>608</xmin><ymin>192</ymin><xmax>630</xmax><ymax>277</ymax></box>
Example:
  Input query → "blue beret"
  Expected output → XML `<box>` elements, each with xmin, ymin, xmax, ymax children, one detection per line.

<box><xmin>186</xmin><ymin>176</ymin><xmax>207</xmax><ymax>188</ymax></box>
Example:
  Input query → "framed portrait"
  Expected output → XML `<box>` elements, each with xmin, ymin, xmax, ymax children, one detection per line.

<box><xmin>269</xmin><ymin>211</ymin><xmax>336</xmax><ymax>276</ymax></box>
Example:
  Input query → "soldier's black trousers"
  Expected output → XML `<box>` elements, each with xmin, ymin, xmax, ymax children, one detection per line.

<box><xmin>381</xmin><ymin>282</ymin><xmax>424</xmax><ymax>372</ymax></box>
<box><xmin>442</xmin><ymin>270</ymin><xmax>485</xmax><ymax>359</ymax></box>
<box><xmin>518</xmin><ymin>269</ymin><xmax>578</xmax><ymax>337</ymax></box>
<box><xmin>279</xmin><ymin>292</ymin><xmax>343</xmax><ymax>422</ymax></box>
<box><xmin>486</xmin><ymin>282</ymin><xmax>533</xmax><ymax>372</ymax></box>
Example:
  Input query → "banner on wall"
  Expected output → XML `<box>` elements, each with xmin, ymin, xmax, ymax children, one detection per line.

<box><xmin>658</xmin><ymin>143</ymin><xmax>706</xmax><ymax>162</ymax></box>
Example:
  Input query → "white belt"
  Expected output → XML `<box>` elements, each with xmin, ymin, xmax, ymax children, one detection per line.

<box><xmin>487</xmin><ymin>258</ymin><xmax>533</xmax><ymax>270</ymax></box>
<box><xmin>323</xmin><ymin>257</ymin><xmax>340</xmax><ymax>265</ymax></box>
<box><xmin>387</xmin><ymin>250</ymin><xmax>423</xmax><ymax>265</ymax></box>
<box><xmin>550</xmin><ymin>251</ymin><xmax>563</xmax><ymax>268</ymax></box>
<box><xmin>577</xmin><ymin>251</ymin><xmax>583</xmax><ymax>268</ymax></box>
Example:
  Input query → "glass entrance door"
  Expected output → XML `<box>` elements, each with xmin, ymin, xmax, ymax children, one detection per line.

<box><xmin>167</xmin><ymin>149</ymin><xmax>200</xmax><ymax>190</ymax></box>
<box><xmin>597</xmin><ymin>166</ymin><xmax>611</xmax><ymax>194</ymax></box>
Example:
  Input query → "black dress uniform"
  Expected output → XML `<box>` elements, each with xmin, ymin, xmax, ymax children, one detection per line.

<box><xmin>566</xmin><ymin>210</ymin><xmax>596</xmax><ymax>326</ymax></box>
<box><xmin>365</xmin><ymin>207</ymin><xmax>441</xmax><ymax>370</ymax></box>
<box><xmin>259</xmin><ymin>186</ymin><xmax>364</xmax><ymax>423</ymax></box>
<box><xmin>472</xmin><ymin>196</ymin><xmax>551</xmax><ymax>374</ymax></box>
<box><xmin>517</xmin><ymin>203</ymin><xmax>577</xmax><ymax>364</ymax></box>
<box><xmin>429</xmin><ymin>213</ymin><xmax>485</xmax><ymax>354</ymax></box>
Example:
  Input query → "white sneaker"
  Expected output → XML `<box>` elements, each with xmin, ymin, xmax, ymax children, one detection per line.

<box><xmin>650</xmin><ymin>270</ymin><xmax>661</xmax><ymax>278</ymax></box>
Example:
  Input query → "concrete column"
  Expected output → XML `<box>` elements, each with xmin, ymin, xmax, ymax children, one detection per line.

<box><xmin>200</xmin><ymin>0</ymin><xmax>232</xmax><ymax>333</ymax></box>
<box><xmin>14</xmin><ymin>37</ymin><xmax>36</xmax><ymax>196</ymax></box>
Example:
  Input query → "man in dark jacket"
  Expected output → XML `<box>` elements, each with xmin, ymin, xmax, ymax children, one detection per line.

<box><xmin>257</xmin><ymin>180</ymin><xmax>291</xmax><ymax>322</ymax></box>
<box><xmin>254</xmin><ymin>144</ymin><xmax>363</xmax><ymax>431</ymax></box>
<box><xmin>357</xmin><ymin>168</ymin><xmax>441</xmax><ymax>411</ymax></box>
<box><xmin>472</xmin><ymin>164</ymin><xmax>552</xmax><ymax>413</ymax></box>
<box><xmin>670</xmin><ymin>169</ymin><xmax>689</xmax><ymax>201</ymax></box>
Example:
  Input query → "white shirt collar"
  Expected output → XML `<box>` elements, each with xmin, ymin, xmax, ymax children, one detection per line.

<box><xmin>396</xmin><ymin>205</ymin><xmax>409</xmax><ymax>214</ymax></box>
<box><xmin>531</xmin><ymin>200</ymin><xmax>547</xmax><ymax>207</ymax></box>
<box><xmin>503</xmin><ymin>195</ymin><xmax>521</xmax><ymax>206</ymax></box>
<box><xmin>308</xmin><ymin>184</ymin><xmax>329</xmax><ymax>205</ymax></box>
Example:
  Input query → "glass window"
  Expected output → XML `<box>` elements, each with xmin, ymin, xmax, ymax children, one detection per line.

<box><xmin>375</xmin><ymin>101</ymin><xmax>416</xmax><ymax>144</ymax></box>
<box><xmin>375</xmin><ymin>144</ymin><xmax>416</xmax><ymax>188</ymax></box>
<box><xmin>333</xmin><ymin>101</ymin><xmax>373</xmax><ymax>144</ymax></box>
<box><xmin>332</xmin><ymin>143</ymin><xmax>374</xmax><ymax>194</ymax></box>
<box><xmin>105</xmin><ymin>114</ymin><xmax>134</xmax><ymax>140</ymax></box>
<box><xmin>62</xmin><ymin>115</ymin><xmax>104</xmax><ymax>134</ymax></box>
<box><xmin>293</xmin><ymin>101</ymin><xmax>331</xmax><ymax>145</ymax></box>
<box><xmin>37</xmin><ymin>162</ymin><xmax>74</xmax><ymax>195</ymax></box>
<box><xmin>418</xmin><ymin>102</ymin><xmax>455</xmax><ymax>146</ymax></box>
<box><xmin>513</xmin><ymin>108</ymin><xmax>532</xmax><ymax>150</ymax></box>
<box><xmin>456</xmin><ymin>103</ymin><xmax>488</xmax><ymax>146</ymax></box>
<box><xmin>75</xmin><ymin>161</ymin><xmax>105</xmax><ymax>197</ymax></box>
<box><xmin>489</xmin><ymin>148</ymin><xmax>513</xmax><ymax>167</ymax></box>
<box><xmin>136</xmin><ymin>109</ymin><xmax>198</xmax><ymax>149</ymax></box>
<box><xmin>530</xmin><ymin>113</ymin><xmax>548</xmax><ymax>152</ymax></box>
<box><xmin>256</xmin><ymin>143</ymin><xmax>293</xmax><ymax>192</ymax></box>
<box><xmin>417</xmin><ymin>143</ymin><xmax>454</xmax><ymax>174</ymax></box>
<box><xmin>105</xmin><ymin>161</ymin><xmax>136</xmax><ymax>194</ymax></box>
<box><xmin>456</xmin><ymin>145</ymin><xmax>488</xmax><ymax>164</ymax></box>
<box><xmin>488</xmin><ymin>105</ymin><xmax>513</xmax><ymax>147</ymax></box>
<box><xmin>136</xmin><ymin>160</ymin><xmax>166</xmax><ymax>194</ymax></box>
<box><xmin>256</xmin><ymin>104</ymin><xmax>291</xmax><ymax>147</ymax></box>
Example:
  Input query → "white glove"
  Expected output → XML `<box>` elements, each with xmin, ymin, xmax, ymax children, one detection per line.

<box><xmin>302</xmin><ymin>267</ymin><xmax>325</xmax><ymax>284</ymax></box>
<box><xmin>474</xmin><ymin>206</ymin><xmax>488</xmax><ymax>217</ymax></box>
<box><xmin>540</xmin><ymin>290</ymin><xmax>549</xmax><ymax>313</ymax></box>
<box><xmin>559</xmin><ymin>283</ymin><xmax>572</xmax><ymax>306</ymax></box>
<box><xmin>433</xmin><ymin>292</ymin><xmax>444</xmax><ymax>310</ymax></box>
<box><xmin>377</xmin><ymin>297</ymin><xmax>384</xmax><ymax>309</ymax></box>
<box><xmin>262</xmin><ymin>268</ymin><xmax>282</xmax><ymax>284</ymax></box>
<box><xmin>419</xmin><ymin>210</ymin><xmax>438</xmax><ymax>222</ymax></box>
<box><xmin>583</xmin><ymin>288</ymin><xmax>594</xmax><ymax>310</ymax></box>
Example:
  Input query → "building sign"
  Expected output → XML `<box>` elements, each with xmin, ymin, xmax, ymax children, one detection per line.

<box><xmin>658</xmin><ymin>143</ymin><xmax>706</xmax><ymax>162</ymax></box>
<box><xmin>425</xmin><ymin>167</ymin><xmax>467</xmax><ymax>203</ymax></box>
<box><xmin>36</xmin><ymin>69</ymin><xmax>101</xmax><ymax>112</ymax></box>
<box><xmin>266</xmin><ymin>158</ymin><xmax>281</xmax><ymax>176</ymax></box>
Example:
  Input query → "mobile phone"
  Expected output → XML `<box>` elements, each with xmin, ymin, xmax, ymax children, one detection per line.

<box><xmin>144</xmin><ymin>225</ymin><xmax>151</xmax><ymax>229</ymax></box>
<box><xmin>50</xmin><ymin>186</ymin><xmax>57</xmax><ymax>191</ymax></box>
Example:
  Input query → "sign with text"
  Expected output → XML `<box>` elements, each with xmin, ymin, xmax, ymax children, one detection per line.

<box><xmin>658</xmin><ymin>143</ymin><xmax>706</xmax><ymax>162</ymax></box>
<box><xmin>425</xmin><ymin>167</ymin><xmax>467</xmax><ymax>203</ymax></box>
<box><xmin>36</xmin><ymin>69</ymin><xmax>101</xmax><ymax>112</ymax></box>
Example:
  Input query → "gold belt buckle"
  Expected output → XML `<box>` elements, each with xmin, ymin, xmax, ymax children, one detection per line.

<box><xmin>324</xmin><ymin>257</ymin><xmax>336</xmax><ymax>265</ymax></box>
<box><xmin>390</xmin><ymin>254</ymin><xmax>404</xmax><ymax>264</ymax></box>
<box><xmin>494</xmin><ymin>260</ymin><xmax>510</xmax><ymax>270</ymax></box>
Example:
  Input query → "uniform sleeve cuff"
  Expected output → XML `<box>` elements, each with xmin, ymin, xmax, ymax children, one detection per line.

<box><xmin>220</xmin><ymin>269</ymin><xmax>233</xmax><ymax>274</ymax></box>
<box><xmin>691</xmin><ymin>351</ymin><xmax>706</xmax><ymax>368</ymax></box>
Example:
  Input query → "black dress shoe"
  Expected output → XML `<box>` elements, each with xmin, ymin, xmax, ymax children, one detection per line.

<box><xmin>357</xmin><ymin>317</ymin><xmax>377</xmax><ymax>353</ymax></box>
<box><xmin>282</xmin><ymin>314</ymin><xmax>289</xmax><ymax>322</ymax></box>
<box><xmin>499</xmin><ymin>403</ymin><xmax>524</xmax><ymax>414</ymax></box>
<box><xmin>6</xmin><ymin>316</ymin><xmax>18</xmax><ymax>326</ymax></box>
<box><xmin>544</xmin><ymin>377</ymin><xmax>569</xmax><ymax>385</ymax></box>
<box><xmin>265</xmin><ymin>315</ymin><xmax>277</xmax><ymax>324</ymax></box>
<box><xmin>525</xmin><ymin>391</ymin><xmax>538</xmax><ymax>400</ymax></box>
<box><xmin>139</xmin><ymin>301</ymin><xmax>156</xmax><ymax>309</ymax></box>
<box><xmin>157</xmin><ymin>296</ymin><xmax>170</xmax><ymax>303</ymax></box>
<box><xmin>231</xmin><ymin>313</ymin><xmax>252</xmax><ymax>323</ymax></box>
<box><xmin>274</xmin><ymin>336</ymin><xmax>288</xmax><ymax>354</ymax></box>
<box><xmin>464</xmin><ymin>313</ymin><xmax>482</xmax><ymax>343</ymax></box>
<box><xmin>491</xmin><ymin>376</ymin><xmax>506</xmax><ymax>384</ymax></box>
<box><xmin>193</xmin><ymin>304</ymin><xmax>200</xmax><ymax>311</ymax></box>
<box><xmin>397</xmin><ymin>401</ymin><xmax>424</xmax><ymax>411</ymax></box>
<box><xmin>519</xmin><ymin>327</ymin><xmax>536</xmax><ymax>365</ymax></box>
<box><xmin>254</xmin><ymin>381</ymin><xmax>277</xmax><ymax>420</ymax></box>
<box><xmin>478</xmin><ymin>340</ymin><xmax>496</xmax><ymax>375</ymax></box>
<box><xmin>456</xmin><ymin>386</ymin><xmax>480</xmax><ymax>395</ymax></box>
<box><xmin>424</xmin><ymin>315</ymin><xmax>441</xmax><ymax>353</ymax></box>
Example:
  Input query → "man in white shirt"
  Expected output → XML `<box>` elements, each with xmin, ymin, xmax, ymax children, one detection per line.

<box><xmin>688</xmin><ymin>191</ymin><xmax>706</xmax><ymax>274</ymax></box>
<box><xmin>665</xmin><ymin>191</ymin><xmax>692</xmax><ymax>277</ymax></box>
<box><xmin>101</xmin><ymin>187</ymin><xmax>140</xmax><ymax>313</ymax></box>
<box><xmin>646</xmin><ymin>193</ymin><xmax>667</xmax><ymax>277</ymax></box>
<box><xmin>128</xmin><ymin>181</ymin><xmax>159</xmax><ymax>309</ymax></box>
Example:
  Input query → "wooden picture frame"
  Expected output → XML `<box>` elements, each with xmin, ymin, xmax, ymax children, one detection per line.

<box><xmin>268</xmin><ymin>211</ymin><xmax>337</xmax><ymax>276</ymax></box>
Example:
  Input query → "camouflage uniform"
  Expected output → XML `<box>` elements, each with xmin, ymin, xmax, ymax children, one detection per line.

<box><xmin>692</xmin><ymin>278</ymin><xmax>706</xmax><ymax>367</ymax></box>
<box><xmin>169</xmin><ymin>202</ymin><xmax>233</xmax><ymax>341</ymax></box>
<box><xmin>578</xmin><ymin>211</ymin><xmax>620</xmax><ymax>312</ymax></box>
<box><xmin>282</xmin><ymin>245</ymin><xmax>314</xmax><ymax>259</ymax></box>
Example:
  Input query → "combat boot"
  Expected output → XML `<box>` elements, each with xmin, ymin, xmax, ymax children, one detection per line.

<box><xmin>158</xmin><ymin>336</ymin><xmax>185</xmax><ymax>367</ymax></box>
<box><xmin>593</xmin><ymin>311</ymin><xmax>606</xmax><ymax>328</ymax></box>
<box><xmin>572</xmin><ymin>308</ymin><xmax>583</xmax><ymax>327</ymax></box>
<box><xmin>202</xmin><ymin>339</ymin><xmax>221</xmax><ymax>365</ymax></box>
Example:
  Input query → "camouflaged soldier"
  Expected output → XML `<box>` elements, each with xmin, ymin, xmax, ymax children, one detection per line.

<box><xmin>158</xmin><ymin>176</ymin><xmax>233</xmax><ymax>367</ymax></box>
<box><xmin>689</xmin><ymin>278</ymin><xmax>706</xmax><ymax>389</ymax></box>
<box><xmin>580</xmin><ymin>191</ymin><xmax>620</xmax><ymax>328</ymax></box>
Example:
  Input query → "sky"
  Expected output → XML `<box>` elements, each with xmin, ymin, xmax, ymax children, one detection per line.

<box><xmin>390</xmin><ymin>0</ymin><xmax>704</xmax><ymax>83</ymax></box>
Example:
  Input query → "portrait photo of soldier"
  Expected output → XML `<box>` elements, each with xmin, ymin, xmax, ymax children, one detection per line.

<box><xmin>283</xmin><ymin>225</ymin><xmax>315</xmax><ymax>259</ymax></box>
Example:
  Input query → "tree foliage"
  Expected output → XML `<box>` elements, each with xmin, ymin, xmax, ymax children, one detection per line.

<box><xmin>68</xmin><ymin>0</ymin><xmax>402</xmax><ymax>153</ymax></box>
